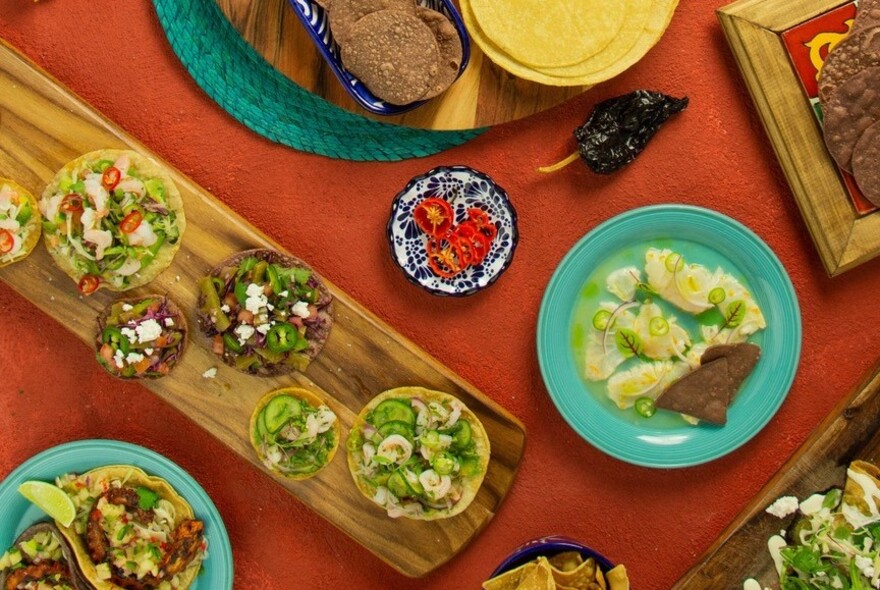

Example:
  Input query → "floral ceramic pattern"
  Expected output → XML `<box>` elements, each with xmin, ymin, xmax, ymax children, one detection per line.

<box><xmin>387</xmin><ymin>166</ymin><xmax>518</xmax><ymax>296</ymax></box>
<box><xmin>288</xmin><ymin>0</ymin><xmax>471</xmax><ymax>115</ymax></box>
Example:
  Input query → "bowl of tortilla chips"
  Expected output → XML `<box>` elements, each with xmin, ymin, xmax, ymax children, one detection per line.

<box><xmin>484</xmin><ymin>536</ymin><xmax>630</xmax><ymax>590</ymax></box>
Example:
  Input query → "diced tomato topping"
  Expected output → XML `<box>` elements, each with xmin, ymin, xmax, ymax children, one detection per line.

<box><xmin>0</xmin><ymin>230</ymin><xmax>13</xmax><ymax>254</ymax></box>
<box><xmin>78</xmin><ymin>275</ymin><xmax>100</xmax><ymax>295</ymax></box>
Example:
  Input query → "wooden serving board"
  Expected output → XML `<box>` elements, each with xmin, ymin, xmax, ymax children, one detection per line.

<box><xmin>672</xmin><ymin>361</ymin><xmax>880</xmax><ymax>588</ymax></box>
<box><xmin>214</xmin><ymin>0</ymin><xmax>589</xmax><ymax>130</ymax></box>
<box><xmin>0</xmin><ymin>38</ymin><xmax>526</xmax><ymax>578</ymax></box>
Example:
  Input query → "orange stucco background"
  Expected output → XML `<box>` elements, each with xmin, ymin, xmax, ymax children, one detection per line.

<box><xmin>2</xmin><ymin>1</ymin><xmax>880</xmax><ymax>588</ymax></box>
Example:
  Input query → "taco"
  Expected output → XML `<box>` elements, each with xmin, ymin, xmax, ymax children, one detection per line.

<box><xmin>95</xmin><ymin>295</ymin><xmax>188</xmax><ymax>380</ymax></box>
<box><xmin>0</xmin><ymin>179</ymin><xmax>41</xmax><ymax>269</ymax></box>
<box><xmin>250</xmin><ymin>387</ymin><xmax>340</xmax><ymax>480</ymax></box>
<box><xmin>0</xmin><ymin>522</ymin><xmax>92</xmax><ymax>590</ymax></box>
<box><xmin>346</xmin><ymin>387</ymin><xmax>491</xmax><ymax>520</ymax></box>
<box><xmin>40</xmin><ymin>150</ymin><xmax>186</xmax><ymax>295</ymax></box>
<box><xmin>842</xmin><ymin>460</ymin><xmax>880</xmax><ymax>529</ymax></box>
<box><xmin>54</xmin><ymin>466</ymin><xmax>207</xmax><ymax>590</ymax></box>
<box><xmin>197</xmin><ymin>249</ymin><xmax>333</xmax><ymax>376</ymax></box>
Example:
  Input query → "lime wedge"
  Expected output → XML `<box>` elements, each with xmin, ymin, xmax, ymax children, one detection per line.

<box><xmin>18</xmin><ymin>481</ymin><xmax>76</xmax><ymax>527</ymax></box>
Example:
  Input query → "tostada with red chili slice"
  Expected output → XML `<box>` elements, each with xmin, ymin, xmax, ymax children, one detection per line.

<box><xmin>197</xmin><ymin>249</ymin><xmax>333</xmax><ymax>376</ymax></box>
<box><xmin>387</xmin><ymin>166</ymin><xmax>518</xmax><ymax>297</ymax></box>
<box><xmin>0</xmin><ymin>179</ymin><xmax>42</xmax><ymax>269</ymax></box>
<box><xmin>95</xmin><ymin>295</ymin><xmax>188</xmax><ymax>380</ymax></box>
<box><xmin>39</xmin><ymin>149</ymin><xmax>186</xmax><ymax>295</ymax></box>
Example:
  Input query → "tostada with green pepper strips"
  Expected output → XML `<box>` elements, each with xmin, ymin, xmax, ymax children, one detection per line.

<box><xmin>95</xmin><ymin>295</ymin><xmax>187</xmax><ymax>379</ymax></box>
<box><xmin>347</xmin><ymin>387</ymin><xmax>491</xmax><ymax>520</ymax></box>
<box><xmin>39</xmin><ymin>149</ymin><xmax>185</xmax><ymax>295</ymax></box>
<box><xmin>197</xmin><ymin>249</ymin><xmax>333</xmax><ymax>376</ymax></box>
<box><xmin>250</xmin><ymin>387</ymin><xmax>340</xmax><ymax>480</ymax></box>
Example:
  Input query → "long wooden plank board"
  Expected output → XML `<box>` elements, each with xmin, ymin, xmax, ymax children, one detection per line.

<box><xmin>673</xmin><ymin>362</ymin><xmax>880</xmax><ymax>588</ymax></box>
<box><xmin>0</xmin><ymin>38</ymin><xmax>526</xmax><ymax>578</ymax></box>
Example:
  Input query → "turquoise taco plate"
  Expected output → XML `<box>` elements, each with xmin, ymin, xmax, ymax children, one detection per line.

<box><xmin>0</xmin><ymin>439</ymin><xmax>233</xmax><ymax>588</ymax></box>
<box><xmin>537</xmin><ymin>205</ymin><xmax>801</xmax><ymax>468</ymax></box>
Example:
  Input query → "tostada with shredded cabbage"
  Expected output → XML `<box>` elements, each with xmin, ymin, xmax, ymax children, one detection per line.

<box><xmin>197</xmin><ymin>249</ymin><xmax>333</xmax><ymax>376</ymax></box>
<box><xmin>55</xmin><ymin>465</ymin><xmax>207</xmax><ymax>590</ymax></box>
<box><xmin>0</xmin><ymin>522</ymin><xmax>92</xmax><ymax>590</ymax></box>
<box><xmin>249</xmin><ymin>387</ymin><xmax>340</xmax><ymax>480</ymax></box>
<box><xmin>0</xmin><ymin>179</ymin><xmax>42</xmax><ymax>269</ymax></box>
<box><xmin>95</xmin><ymin>295</ymin><xmax>187</xmax><ymax>380</ymax></box>
<box><xmin>347</xmin><ymin>387</ymin><xmax>490</xmax><ymax>521</ymax></box>
<box><xmin>39</xmin><ymin>150</ymin><xmax>185</xmax><ymax>295</ymax></box>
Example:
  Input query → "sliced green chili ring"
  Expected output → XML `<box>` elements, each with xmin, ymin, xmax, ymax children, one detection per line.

<box><xmin>266</xmin><ymin>323</ymin><xmax>298</xmax><ymax>353</ymax></box>
<box><xmin>592</xmin><ymin>309</ymin><xmax>612</xmax><ymax>331</ymax></box>
<box><xmin>211</xmin><ymin>277</ymin><xmax>226</xmax><ymax>293</ymax></box>
<box><xmin>648</xmin><ymin>316</ymin><xmax>669</xmax><ymax>337</ymax></box>
<box><xmin>222</xmin><ymin>333</ymin><xmax>244</xmax><ymax>353</ymax></box>
<box><xmin>664</xmin><ymin>253</ymin><xmax>684</xmax><ymax>273</ymax></box>
<box><xmin>267</xmin><ymin>264</ymin><xmax>283</xmax><ymax>295</ymax></box>
<box><xmin>102</xmin><ymin>327</ymin><xmax>131</xmax><ymax>354</ymax></box>
<box><xmin>635</xmin><ymin>397</ymin><xmax>656</xmax><ymax>418</ymax></box>
<box><xmin>432</xmin><ymin>452</ymin><xmax>457</xmax><ymax>476</ymax></box>
<box><xmin>708</xmin><ymin>287</ymin><xmax>726</xmax><ymax>305</ymax></box>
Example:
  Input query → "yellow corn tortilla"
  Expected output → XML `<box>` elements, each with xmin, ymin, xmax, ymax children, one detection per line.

<box><xmin>468</xmin><ymin>0</ymin><xmax>626</xmax><ymax>68</ymax></box>
<box><xmin>550</xmin><ymin>557</ymin><xmax>597</xmax><ymax>588</ymax></box>
<box><xmin>483</xmin><ymin>562</ymin><xmax>537</xmax><ymax>590</ymax></box>
<box><xmin>41</xmin><ymin>149</ymin><xmax>185</xmax><ymax>292</ymax></box>
<box><xmin>462</xmin><ymin>0</ymin><xmax>679</xmax><ymax>87</ymax></box>
<box><xmin>606</xmin><ymin>565</ymin><xmax>630</xmax><ymax>590</ymax></box>
<box><xmin>0</xmin><ymin>178</ymin><xmax>41</xmax><ymax>269</ymax></box>
<box><xmin>249</xmin><ymin>387</ymin><xmax>340</xmax><ymax>480</ymax></box>
<box><xmin>518</xmin><ymin>558</ymin><xmax>555</xmax><ymax>589</ymax></box>
<box><xmin>347</xmin><ymin>387</ymin><xmax>491</xmax><ymax>521</ymax></box>
<box><xmin>547</xmin><ymin>551</ymin><xmax>584</xmax><ymax>572</ymax></box>
<box><xmin>56</xmin><ymin>465</ymin><xmax>203</xmax><ymax>590</ymax></box>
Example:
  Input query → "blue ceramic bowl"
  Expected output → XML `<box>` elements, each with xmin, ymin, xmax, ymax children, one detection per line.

<box><xmin>489</xmin><ymin>536</ymin><xmax>616</xmax><ymax>579</ymax></box>
<box><xmin>286</xmin><ymin>0</ymin><xmax>471</xmax><ymax>115</ymax></box>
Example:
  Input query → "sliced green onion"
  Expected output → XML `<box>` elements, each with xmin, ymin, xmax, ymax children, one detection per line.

<box><xmin>708</xmin><ymin>287</ymin><xmax>726</xmax><ymax>305</ymax></box>
<box><xmin>592</xmin><ymin>309</ymin><xmax>612</xmax><ymax>331</ymax></box>
<box><xmin>664</xmin><ymin>253</ymin><xmax>684</xmax><ymax>273</ymax></box>
<box><xmin>648</xmin><ymin>316</ymin><xmax>669</xmax><ymax>337</ymax></box>
<box><xmin>635</xmin><ymin>397</ymin><xmax>656</xmax><ymax>418</ymax></box>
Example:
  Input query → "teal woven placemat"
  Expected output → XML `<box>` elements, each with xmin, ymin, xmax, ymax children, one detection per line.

<box><xmin>152</xmin><ymin>0</ymin><xmax>484</xmax><ymax>161</ymax></box>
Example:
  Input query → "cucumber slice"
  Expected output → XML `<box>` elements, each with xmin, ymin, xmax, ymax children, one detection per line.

<box><xmin>452</xmin><ymin>420</ymin><xmax>472</xmax><ymax>450</ymax></box>
<box><xmin>387</xmin><ymin>471</ymin><xmax>409</xmax><ymax>498</ymax></box>
<box><xmin>263</xmin><ymin>395</ymin><xmax>301</xmax><ymax>433</ymax></box>
<box><xmin>378</xmin><ymin>420</ymin><xmax>415</xmax><ymax>441</ymax></box>
<box><xmin>256</xmin><ymin>410</ymin><xmax>270</xmax><ymax>441</ymax></box>
<box><xmin>371</xmin><ymin>399</ymin><xmax>416</xmax><ymax>427</ymax></box>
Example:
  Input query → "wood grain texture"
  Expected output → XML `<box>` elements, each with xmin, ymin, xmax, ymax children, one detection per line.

<box><xmin>673</xmin><ymin>362</ymin><xmax>880</xmax><ymax>588</ymax></box>
<box><xmin>718</xmin><ymin>0</ymin><xmax>880</xmax><ymax>276</ymax></box>
<box><xmin>0</xmin><ymin>38</ymin><xmax>526</xmax><ymax>578</ymax></box>
<box><xmin>213</xmin><ymin>0</ymin><xmax>589</xmax><ymax>130</ymax></box>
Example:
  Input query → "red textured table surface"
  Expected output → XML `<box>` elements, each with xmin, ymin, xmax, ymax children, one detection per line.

<box><xmin>2</xmin><ymin>1</ymin><xmax>880</xmax><ymax>589</ymax></box>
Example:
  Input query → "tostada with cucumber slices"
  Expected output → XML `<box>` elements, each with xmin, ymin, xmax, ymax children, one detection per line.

<box><xmin>347</xmin><ymin>387</ymin><xmax>490</xmax><ymax>520</ymax></box>
<box><xmin>54</xmin><ymin>465</ymin><xmax>207</xmax><ymax>590</ymax></box>
<box><xmin>39</xmin><ymin>150</ymin><xmax>185</xmax><ymax>295</ymax></box>
<box><xmin>0</xmin><ymin>179</ymin><xmax>42</xmax><ymax>268</ymax></box>
<box><xmin>0</xmin><ymin>522</ymin><xmax>92</xmax><ymax>590</ymax></box>
<box><xmin>197</xmin><ymin>249</ymin><xmax>333</xmax><ymax>376</ymax></box>
<box><xmin>95</xmin><ymin>295</ymin><xmax>187</xmax><ymax>379</ymax></box>
<box><xmin>249</xmin><ymin>387</ymin><xmax>340</xmax><ymax>480</ymax></box>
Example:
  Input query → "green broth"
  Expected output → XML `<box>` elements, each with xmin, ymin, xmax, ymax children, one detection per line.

<box><xmin>570</xmin><ymin>239</ymin><xmax>766</xmax><ymax>428</ymax></box>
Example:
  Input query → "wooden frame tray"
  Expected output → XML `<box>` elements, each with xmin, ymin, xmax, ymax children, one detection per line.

<box><xmin>718</xmin><ymin>0</ymin><xmax>880</xmax><ymax>276</ymax></box>
<box><xmin>0</xmin><ymin>38</ymin><xmax>526</xmax><ymax>578</ymax></box>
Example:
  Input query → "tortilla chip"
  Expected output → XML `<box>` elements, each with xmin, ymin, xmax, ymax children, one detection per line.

<box><xmin>518</xmin><ymin>558</ymin><xmax>555</xmax><ymax>590</ymax></box>
<box><xmin>550</xmin><ymin>557</ymin><xmax>597</xmax><ymax>588</ymax></box>
<box><xmin>596</xmin><ymin>568</ymin><xmax>607</xmax><ymax>590</ymax></box>
<box><xmin>606</xmin><ymin>565</ymin><xmax>630</xmax><ymax>590</ymax></box>
<box><xmin>483</xmin><ymin>562</ymin><xmax>537</xmax><ymax>590</ymax></box>
<box><xmin>842</xmin><ymin>460</ymin><xmax>880</xmax><ymax>527</ymax></box>
<box><xmin>655</xmin><ymin>358</ymin><xmax>732</xmax><ymax>425</ymax></box>
<box><xmin>548</xmin><ymin>551</ymin><xmax>584</xmax><ymax>572</ymax></box>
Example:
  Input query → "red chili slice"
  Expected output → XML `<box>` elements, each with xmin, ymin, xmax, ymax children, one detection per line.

<box><xmin>0</xmin><ymin>229</ymin><xmax>14</xmax><ymax>254</ymax></box>
<box><xmin>467</xmin><ymin>230</ymin><xmax>492</xmax><ymax>265</ymax></box>
<box><xmin>102</xmin><ymin>166</ymin><xmax>121</xmax><ymax>190</ymax></box>
<box><xmin>78</xmin><ymin>275</ymin><xmax>100</xmax><ymax>295</ymax></box>
<box><xmin>466</xmin><ymin>208</ymin><xmax>498</xmax><ymax>240</ymax></box>
<box><xmin>426</xmin><ymin>238</ymin><xmax>464</xmax><ymax>279</ymax></box>
<box><xmin>119</xmin><ymin>211</ymin><xmax>143</xmax><ymax>234</ymax></box>
<box><xmin>60</xmin><ymin>194</ymin><xmax>84</xmax><ymax>214</ymax></box>
<box><xmin>414</xmin><ymin>198</ymin><xmax>454</xmax><ymax>238</ymax></box>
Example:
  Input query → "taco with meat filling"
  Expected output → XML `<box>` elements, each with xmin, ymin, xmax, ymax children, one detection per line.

<box><xmin>40</xmin><ymin>150</ymin><xmax>185</xmax><ymax>295</ymax></box>
<box><xmin>0</xmin><ymin>522</ymin><xmax>92</xmax><ymax>590</ymax></box>
<box><xmin>347</xmin><ymin>387</ymin><xmax>491</xmax><ymax>520</ymax></box>
<box><xmin>54</xmin><ymin>466</ymin><xmax>207</xmax><ymax>590</ymax></box>
<box><xmin>197</xmin><ymin>249</ymin><xmax>333</xmax><ymax>376</ymax></box>
<box><xmin>0</xmin><ymin>179</ymin><xmax>41</xmax><ymax>269</ymax></box>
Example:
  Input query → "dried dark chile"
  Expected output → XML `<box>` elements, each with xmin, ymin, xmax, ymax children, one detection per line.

<box><xmin>540</xmin><ymin>90</ymin><xmax>689</xmax><ymax>175</ymax></box>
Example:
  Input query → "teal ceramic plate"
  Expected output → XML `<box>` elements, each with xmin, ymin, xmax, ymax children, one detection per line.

<box><xmin>537</xmin><ymin>205</ymin><xmax>801</xmax><ymax>468</ymax></box>
<box><xmin>0</xmin><ymin>440</ymin><xmax>233</xmax><ymax>588</ymax></box>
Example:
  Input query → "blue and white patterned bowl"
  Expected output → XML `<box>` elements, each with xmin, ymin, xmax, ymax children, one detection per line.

<box><xmin>387</xmin><ymin>166</ymin><xmax>518</xmax><ymax>297</ymax></box>
<box><xmin>286</xmin><ymin>0</ymin><xmax>471</xmax><ymax>116</ymax></box>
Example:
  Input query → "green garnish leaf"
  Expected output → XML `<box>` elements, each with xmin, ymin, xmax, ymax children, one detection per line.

<box><xmin>723</xmin><ymin>300</ymin><xmax>746</xmax><ymax>329</ymax></box>
<box><xmin>135</xmin><ymin>486</ymin><xmax>159</xmax><ymax>511</ymax></box>
<box><xmin>823</xmin><ymin>488</ymin><xmax>842</xmax><ymax>510</ymax></box>
<box><xmin>615</xmin><ymin>329</ymin><xmax>643</xmax><ymax>358</ymax></box>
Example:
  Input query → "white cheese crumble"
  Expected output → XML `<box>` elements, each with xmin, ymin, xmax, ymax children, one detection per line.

<box><xmin>855</xmin><ymin>555</ymin><xmax>875</xmax><ymax>580</ymax></box>
<box><xmin>256</xmin><ymin>323</ymin><xmax>272</xmax><ymax>335</ymax></box>
<box><xmin>279</xmin><ymin>291</ymin><xmax>289</xmax><ymax>298</ymax></box>
<box><xmin>120</xmin><ymin>327</ymin><xmax>137</xmax><ymax>342</ymax></box>
<box><xmin>235</xmin><ymin>324</ymin><xmax>255</xmax><ymax>346</ymax></box>
<box><xmin>291</xmin><ymin>301</ymin><xmax>310</xmax><ymax>318</ymax></box>
<box><xmin>766</xmin><ymin>496</ymin><xmax>799</xmax><ymax>519</ymax></box>
<box><xmin>113</xmin><ymin>349</ymin><xmax>125</xmax><ymax>368</ymax></box>
<box><xmin>121</xmin><ymin>303</ymin><xmax>133</xmax><ymax>311</ymax></box>
<box><xmin>202</xmin><ymin>367</ymin><xmax>217</xmax><ymax>379</ymax></box>
<box><xmin>245</xmin><ymin>283</ymin><xmax>268</xmax><ymax>314</ymax></box>
<box><xmin>135</xmin><ymin>319</ymin><xmax>163</xmax><ymax>343</ymax></box>
<box><xmin>164</xmin><ymin>318</ymin><xmax>174</xmax><ymax>327</ymax></box>
<box><xmin>220</xmin><ymin>304</ymin><xmax>230</xmax><ymax>313</ymax></box>
<box><xmin>144</xmin><ymin>348</ymin><xmax>154</xmax><ymax>355</ymax></box>
<box><xmin>125</xmin><ymin>352</ymin><xmax>145</xmax><ymax>364</ymax></box>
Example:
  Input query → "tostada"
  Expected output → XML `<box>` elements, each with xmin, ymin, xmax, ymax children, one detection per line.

<box><xmin>0</xmin><ymin>179</ymin><xmax>41</xmax><ymax>269</ymax></box>
<box><xmin>197</xmin><ymin>249</ymin><xmax>333</xmax><ymax>376</ymax></box>
<box><xmin>40</xmin><ymin>150</ymin><xmax>185</xmax><ymax>294</ymax></box>
<box><xmin>0</xmin><ymin>522</ymin><xmax>92</xmax><ymax>590</ymax></box>
<box><xmin>347</xmin><ymin>387</ymin><xmax>490</xmax><ymax>520</ymax></box>
<box><xmin>55</xmin><ymin>465</ymin><xmax>207</xmax><ymax>590</ymax></box>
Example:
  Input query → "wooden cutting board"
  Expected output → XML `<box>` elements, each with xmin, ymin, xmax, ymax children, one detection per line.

<box><xmin>0</xmin><ymin>38</ymin><xmax>526</xmax><ymax>578</ymax></box>
<box><xmin>673</xmin><ymin>362</ymin><xmax>880</xmax><ymax>588</ymax></box>
<box><xmin>214</xmin><ymin>0</ymin><xmax>589</xmax><ymax>130</ymax></box>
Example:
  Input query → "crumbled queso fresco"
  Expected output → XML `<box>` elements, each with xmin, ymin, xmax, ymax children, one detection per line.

<box><xmin>766</xmin><ymin>495</ymin><xmax>799</xmax><ymax>519</ymax></box>
<box><xmin>135</xmin><ymin>319</ymin><xmax>163</xmax><ymax>343</ymax></box>
<box><xmin>202</xmin><ymin>367</ymin><xmax>217</xmax><ymax>379</ymax></box>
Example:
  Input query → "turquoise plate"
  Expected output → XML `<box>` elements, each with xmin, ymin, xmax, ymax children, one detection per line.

<box><xmin>0</xmin><ymin>440</ymin><xmax>233</xmax><ymax>588</ymax></box>
<box><xmin>537</xmin><ymin>205</ymin><xmax>801</xmax><ymax>468</ymax></box>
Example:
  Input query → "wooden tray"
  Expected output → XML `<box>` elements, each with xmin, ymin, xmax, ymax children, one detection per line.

<box><xmin>214</xmin><ymin>0</ymin><xmax>589</xmax><ymax>130</ymax></box>
<box><xmin>672</xmin><ymin>361</ymin><xmax>880</xmax><ymax>588</ymax></box>
<box><xmin>0</xmin><ymin>38</ymin><xmax>526</xmax><ymax>578</ymax></box>
<box><xmin>719</xmin><ymin>0</ymin><xmax>880</xmax><ymax>276</ymax></box>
